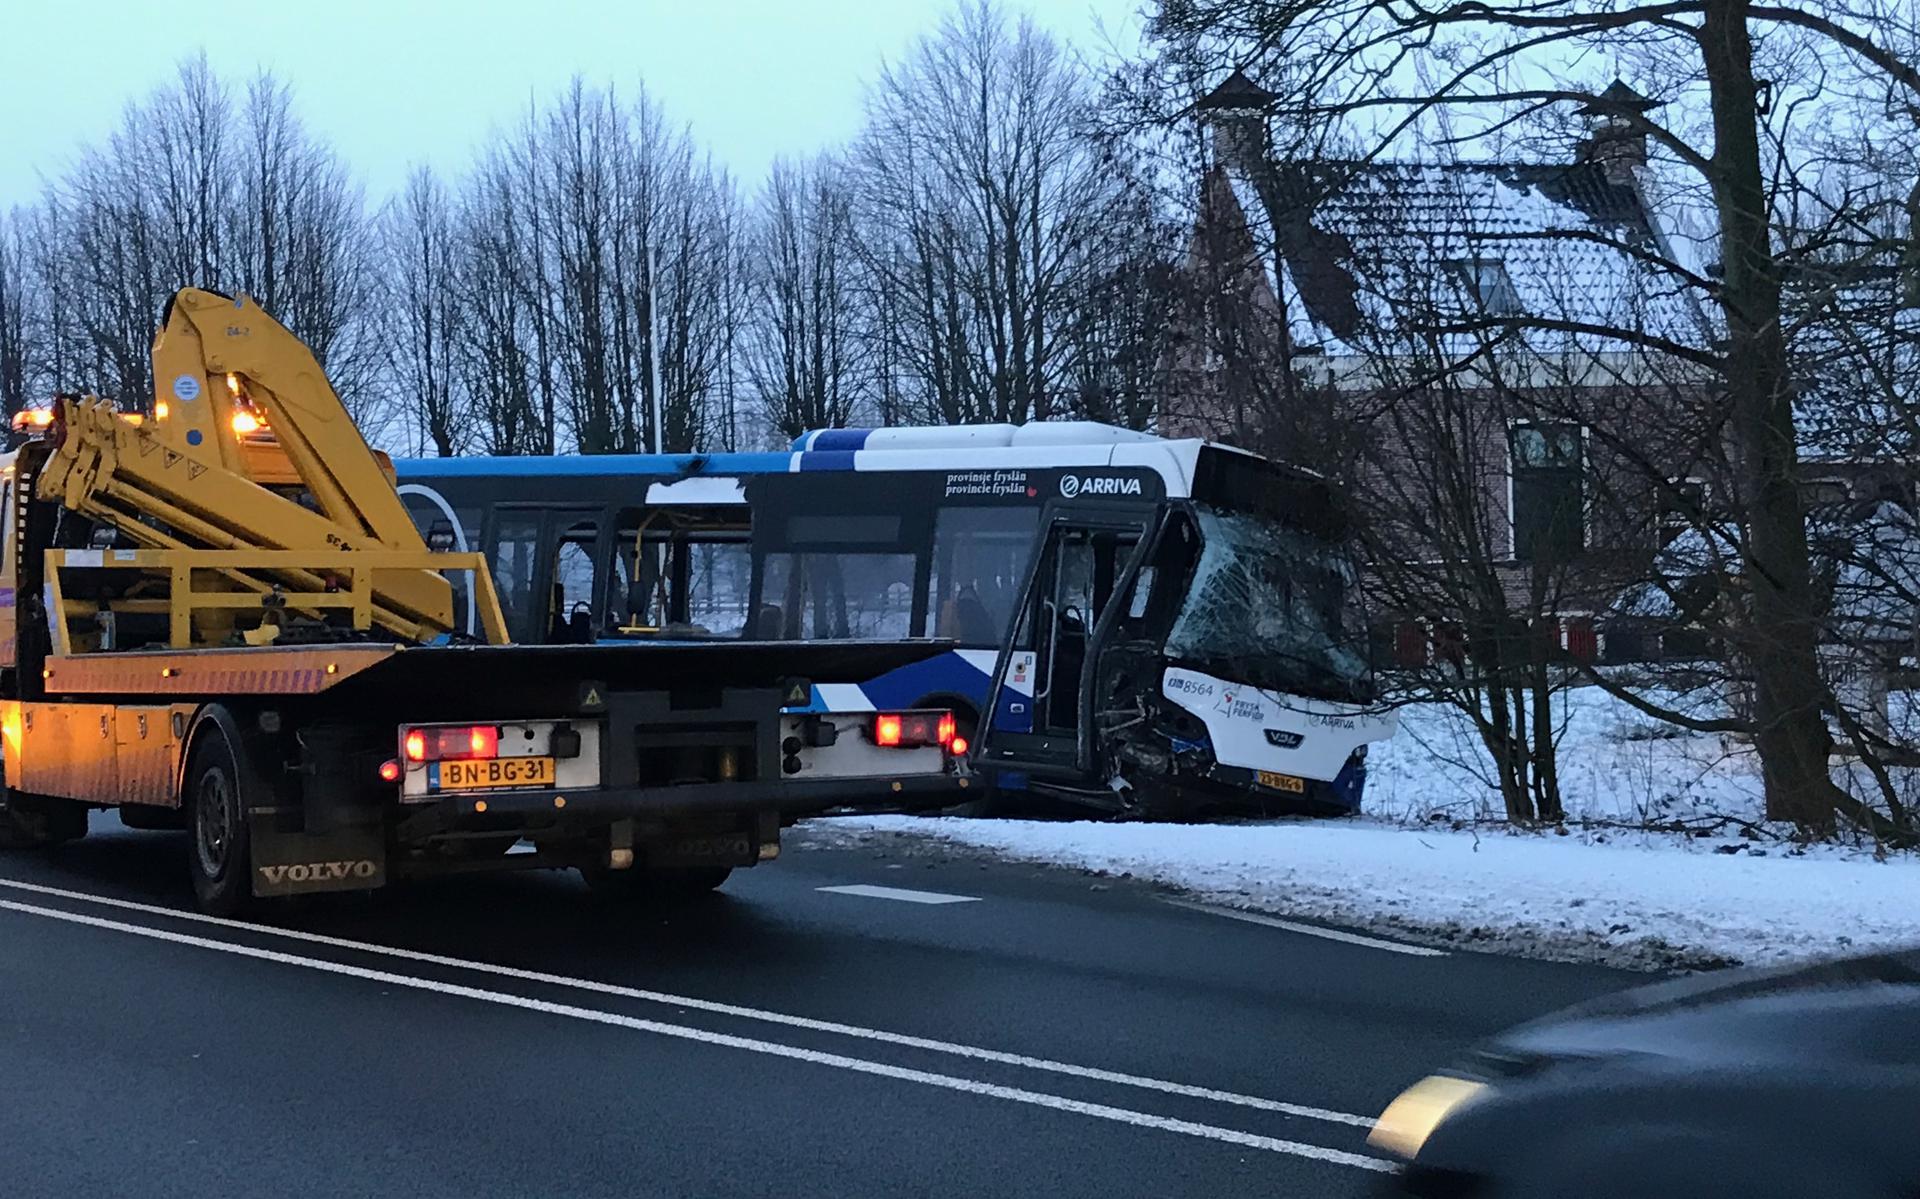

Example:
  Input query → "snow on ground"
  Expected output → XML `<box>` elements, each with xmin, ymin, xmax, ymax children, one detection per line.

<box><xmin>829</xmin><ymin>813</ymin><xmax>1919</xmax><ymax>970</ymax></box>
<box><xmin>1366</xmin><ymin>680</ymin><xmax>1920</xmax><ymax>828</ymax></box>
<box><xmin>821</xmin><ymin>684</ymin><xmax>1920</xmax><ymax>971</ymax></box>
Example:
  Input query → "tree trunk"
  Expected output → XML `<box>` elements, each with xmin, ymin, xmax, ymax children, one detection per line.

<box><xmin>1701</xmin><ymin>0</ymin><xmax>1841</xmax><ymax>833</ymax></box>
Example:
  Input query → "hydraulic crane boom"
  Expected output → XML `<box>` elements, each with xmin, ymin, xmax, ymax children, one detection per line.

<box><xmin>33</xmin><ymin>288</ymin><xmax>500</xmax><ymax>645</ymax></box>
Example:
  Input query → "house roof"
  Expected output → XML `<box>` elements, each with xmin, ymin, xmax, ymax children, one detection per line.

<box><xmin>1575</xmin><ymin>79</ymin><xmax>1659</xmax><ymax>117</ymax></box>
<box><xmin>1785</xmin><ymin>264</ymin><xmax>1919</xmax><ymax>460</ymax></box>
<box><xmin>1197</xmin><ymin>68</ymin><xmax>1277</xmax><ymax>111</ymax></box>
<box><xmin>1199</xmin><ymin>155</ymin><xmax>1710</xmax><ymax>363</ymax></box>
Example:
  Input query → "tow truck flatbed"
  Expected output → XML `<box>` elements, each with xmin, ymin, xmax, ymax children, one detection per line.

<box><xmin>35</xmin><ymin>638</ymin><xmax>954</xmax><ymax>699</ymax></box>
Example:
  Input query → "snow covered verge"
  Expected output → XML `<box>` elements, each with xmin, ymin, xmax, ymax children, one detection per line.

<box><xmin>818</xmin><ymin>814</ymin><xmax>1920</xmax><ymax>971</ymax></box>
<box><xmin>1365</xmin><ymin>681</ymin><xmax>1920</xmax><ymax>830</ymax></box>
<box><xmin>812</xmin><ymin>684</ymin><xmax>1920</xmax><ymax>971</ymax></box>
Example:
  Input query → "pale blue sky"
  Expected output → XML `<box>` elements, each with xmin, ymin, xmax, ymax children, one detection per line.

<box><xmin>0</xmin><ymin>0</ymin><xmax>1142</xmax><ymax>209</ymax></box>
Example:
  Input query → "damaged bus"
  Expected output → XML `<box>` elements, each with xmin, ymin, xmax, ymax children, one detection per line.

<box><xmin>394</xmin><ymin>422</ymin><xmax>1395</xmax><ymax>817</ymax></box>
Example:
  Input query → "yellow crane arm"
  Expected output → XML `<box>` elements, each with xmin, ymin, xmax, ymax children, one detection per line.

<box><xmin>32</xmin><ymin>288</ymin><xmax>507</xmax><ymax>646</ymax></box>
<box><xmin>148</xmin><ymin>288</ymin><xmax>420</xmax><ymax>546</ymax></box>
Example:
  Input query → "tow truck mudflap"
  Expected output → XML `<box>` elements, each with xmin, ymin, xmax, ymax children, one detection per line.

<box><xmin>247</xmin><ymin>804</ymin><xmax>387</xmax><ymax>898</ymax></box>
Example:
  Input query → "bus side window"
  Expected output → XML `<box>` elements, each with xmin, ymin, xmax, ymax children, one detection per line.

<box><xmin>685</xmin><ymin>539</ymin><xmax>752</xmax><ymax>636</ymax></box>
<box><xmin>550</xmin><ymin>522</ymin><xmax>598</xmax><ymax>643</ymax></box>
<box><xmin>927</xmin><ymin>506</ymin><xmax>1040</xmax><ymax>646</ymax></box>
<box><xmin>612</xmin><ymin>524</ymin><xmax>752</xmax><ymax>637</ymax></box>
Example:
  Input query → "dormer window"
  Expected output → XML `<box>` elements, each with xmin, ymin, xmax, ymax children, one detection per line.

<box><xmin>1449</xmin><ymin>258</ymin><xmax>1522</xmax><ymax>315</ymax></box>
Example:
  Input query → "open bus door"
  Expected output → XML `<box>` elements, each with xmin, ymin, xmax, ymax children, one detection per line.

<box><xmin>973</xmin><ymin>503</ymin><xmax>1165</xmax><ymax>786</ymax></box>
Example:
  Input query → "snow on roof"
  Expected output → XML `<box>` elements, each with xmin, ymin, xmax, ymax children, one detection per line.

<box><xmin>1786</xmin><ymin>265</ymin><xmax>1920</xmax><ymax>461</ymax></box>
<box><xmin>1205</xmin><ymin>158</ymin><xmax>1712</xmax><ymax>366</ymax></box>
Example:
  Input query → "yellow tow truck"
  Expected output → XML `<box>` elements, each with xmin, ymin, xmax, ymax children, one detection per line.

<box><xmin>0</xmin><ymin>288</ymin><xmax>966</xmax><ymax>912</ymax></box>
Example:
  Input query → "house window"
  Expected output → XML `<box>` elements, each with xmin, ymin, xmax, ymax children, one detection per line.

<box><xmin>1449</xmin><ymin>259</ymin><xmax>1522</xmax><ymax>315</ymax></box>
<box><xmin>1511</xmin><ymin>424</ymin><xmax>1585</xmax><ymax>562</ymax></box>
<box><xmin>1658</xmin><ymin>478</ymin><xmax>1708</xmax><ymax>548</ymax></box>
<box><xmin>1802</xmin><ymin>478</ymin><xmax>1851</xmax><ymax>508</ymax></box>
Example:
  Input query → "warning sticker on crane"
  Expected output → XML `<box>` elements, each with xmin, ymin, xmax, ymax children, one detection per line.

<box><xmin>172</xmin><ymin>374</ymin><xmax>202</xmax><ymax>402</ymax></box>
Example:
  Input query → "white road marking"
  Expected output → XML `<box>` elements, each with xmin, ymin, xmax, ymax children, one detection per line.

<box><xmin>816</xmin><ymin>883</ymin><xmax>982</xmax><ymax>905</ymax></box>
<box><xmin>0</xmin><ymin>898</ymin><xmax>1392</xmax><ymax>1174</ymax></box>
<box><xmin>1162</xmin><ymin>898</ymin><xmax>1450</xmax><ymax>958</ymax></box>
<box><xmin>0</xmin><ymin>876</ymin><xmax>1376</xmax><ymax>1130</ymax></box>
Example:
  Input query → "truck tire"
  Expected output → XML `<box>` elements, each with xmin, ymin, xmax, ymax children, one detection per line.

<box><xmin>0</xmin><ymin>792</ymin><xmax>89</xmax><ymax>848</ymax></box>
<box><xmin>582</xmin><ymin>863</ymin><xmax>732</xmax><ymax>903</ymax></box>
<box><xmin>184</xmin><ymin>723</ymin><xmax>255</xmax><ymax>917</ymax></box>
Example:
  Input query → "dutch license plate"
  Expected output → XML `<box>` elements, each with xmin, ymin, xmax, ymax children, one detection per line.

<box><xmin>435</xmin><ymin>757</ymin><xmax>557</xmax><ymax>792</ymax></box>
<box><xmin>1256</xmin><ymin>770</ymin><xmax>1306</xmax><ymax>794</ymax></box>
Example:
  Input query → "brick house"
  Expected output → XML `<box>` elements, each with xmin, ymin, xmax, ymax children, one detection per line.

<box><xmin>1160</xmin><ymin>72</ymin><xmax>1762</xmax><ymax>665</ymax></box>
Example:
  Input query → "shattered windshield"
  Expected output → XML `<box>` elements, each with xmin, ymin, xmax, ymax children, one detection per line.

<box><xmin>1165</xmin><ymin>507</ymin><xmax>1371</xmax><ymax>701</ymax></box>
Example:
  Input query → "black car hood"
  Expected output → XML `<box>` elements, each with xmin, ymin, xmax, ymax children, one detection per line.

<box><xmin>1491</xmin><ymin>947</ymin><xmax>1920</xmax><ymax>1069</ymax></box>
<box><xmin>1541</xmin><ymin>948</ymin><xmax>1920</xmax><ymax>1023</ymax></box>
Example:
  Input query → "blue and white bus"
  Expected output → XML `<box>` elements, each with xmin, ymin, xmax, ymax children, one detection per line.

<box><xmin>394</xmin><ymin>422</ymin><xmax>1395</xmax><ymax>815</ymax></box>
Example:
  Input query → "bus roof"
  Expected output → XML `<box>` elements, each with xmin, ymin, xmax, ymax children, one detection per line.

<box><xmin>393</xmin><ymin>425</ymin><xmax>1250</xmax><ymax>499</ymax></box>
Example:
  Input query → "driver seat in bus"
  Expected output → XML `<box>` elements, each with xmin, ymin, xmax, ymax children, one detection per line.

<box><xmin>755</xmin><ymin>603</ymin><xmax>786</xmax><ymax>640</ymax></box>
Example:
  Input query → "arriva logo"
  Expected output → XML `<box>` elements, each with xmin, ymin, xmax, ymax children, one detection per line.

<box><xmin>1060</xmin><ymin>475</ymin><xmax>1143</xmax><ymax>499</ymax></box>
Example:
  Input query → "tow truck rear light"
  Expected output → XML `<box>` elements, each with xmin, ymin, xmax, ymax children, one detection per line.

<box><xmin>401</xmin><ymin>724</ymin><xmax>500</xmax><ymax>762</ymax></box>
<box><xmin>869</xmin><ymin>711</ymin><xmax>954</xmax><ymax>749</ymax></box>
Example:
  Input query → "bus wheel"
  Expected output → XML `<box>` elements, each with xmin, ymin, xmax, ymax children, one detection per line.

<box><xmin>185</xmin><ymin>726</ymin><xmax>255</xmax><ymax>916</ymax></box>
<box><xmin>582</xmin><ymin>864</ymin><xmax>732</xmax><ymax>903</ymax></box>
<box><xmin>0</xmin><ymin>792</ymin><xmax>89</xmax><ymax>849</ymax></box>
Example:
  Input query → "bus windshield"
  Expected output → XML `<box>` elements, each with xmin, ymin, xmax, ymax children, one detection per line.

<box><xmin>1165</xmin><ymin>506</ymin><xmax>1371</xmax><ymax>703</ymax></box>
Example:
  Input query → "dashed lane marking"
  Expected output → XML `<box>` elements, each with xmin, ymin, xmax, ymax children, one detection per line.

<box><xmin>1161</xmin><ymin>898</ymin><xmax>1450</xmax><ymax>958</ymax></box>
<box><xmin>0</xmin><ymin>876</ymin><xmax>1377</xmax><ymax>1129</ymax></box>
<box><xmin>816</xmin><ymin>883</ymin><xmax>983</xmax><ymax>905</ymax></box>
<box><xmin>0</xmin><ymin>898</ymin><xmax>1393</xmax><ymax>1174</ymax></box>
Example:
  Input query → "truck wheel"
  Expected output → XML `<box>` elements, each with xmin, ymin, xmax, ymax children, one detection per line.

<box><xmin>185</xmin><ymin>726</ymin><xmax>255</xmax><ymax>916</ymax></box>
<box><xmin>0</xmin><ymin>792</ymin><xmax>89</xmax><ymax>848</ymax></box>
<box><xmin>582</xmin><ymin>864</ymin><xmax>732</xmax><ymax>903</ymax></box>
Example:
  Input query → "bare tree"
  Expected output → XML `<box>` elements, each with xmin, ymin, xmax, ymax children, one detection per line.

<box><xmin>40</xmin><ymin>56</ymin><xmax>378</xmax><ymax>423</ymax></box>
<box><xmin>380</xmin><ymin>167</ymin><xmax>465</xmax><ymax>456</ymax></box>
<box><xmin>745</xmin><ymin>156</ymin><xmax>866</xmax><ymax>438</ymax></box>
<box><xmin>0</xmin><ymin>211</ymin><xmax>28</xmax><ymax>419</ymax></box>
<box><xmin>853</xmin><ymin>0</ymin><xmax>1143</xmax><ymax>425</ymax></box>
<box><xmin>456</xmin><ymin>153</ymin><xmax>547</xmax><ymax>455</ymax></box>
<box><xmin>492</xmin><ymin>81</ymin><xmax>741</xmax><ymax>455</ymax></box>
<box><xmin>1145</xmin><ymin>0</ymin><xmax>1920</xmax><ymax>837</ymax></box>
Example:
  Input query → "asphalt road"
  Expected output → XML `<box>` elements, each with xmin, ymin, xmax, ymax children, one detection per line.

<box><xmin>0</xmin><ymin>813</ymin><xmax>1640</xmax><ymax>1197</ymax></box>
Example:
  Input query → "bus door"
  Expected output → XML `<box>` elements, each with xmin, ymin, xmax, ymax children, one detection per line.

<box><xmin>975</xmin><ymin>504</ymin><xmax>1158</xmax><ymax>782</ymax></box>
